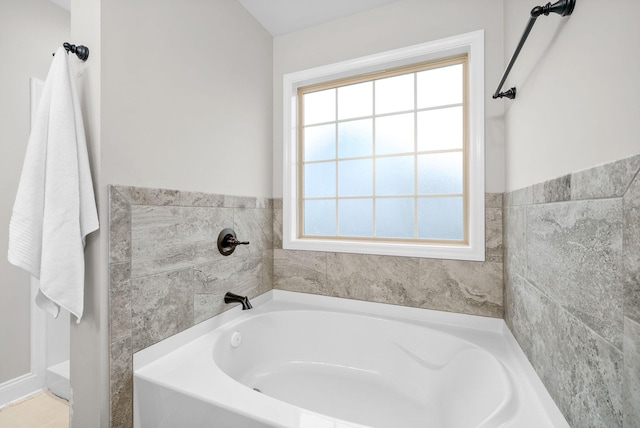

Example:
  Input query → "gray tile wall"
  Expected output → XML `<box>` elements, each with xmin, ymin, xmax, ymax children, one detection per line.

<box><xmin>272</xmin><ymin>194</ymin><xmax>504</xmax><ymax>318</ymax></box>
<box><xmin>108</xmin><ymin>186</ymin><xmax>273</xmax><ymax>428</ymax></box>
<box><xmin>504</xmin><ymin>153</ymin><xmax>640</xmax><ymax>427</ymax></box>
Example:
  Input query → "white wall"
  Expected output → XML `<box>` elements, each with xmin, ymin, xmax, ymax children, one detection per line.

<box><xmin>503</xmin><ymin>0</ymin><xmax>640</xmax><ymax>191</ymax></box>
<box><xmin>273</xmin><ymin>0</ymin><xmax>506</xmax><ymax>196</ymax></box>
<box><xmin>0</xmin><ymin>0</ymin><xmax>69</xmax><ymax>386</ymax></box>
<box><xmin>69</xmin><ymin>0</ymin><xmax>104</xmax><ymax>425</ymax></box>
<box><xmin>101</xmin><ymin>0</ymin><xmax>273</xmax><ymax>198</ymax></box>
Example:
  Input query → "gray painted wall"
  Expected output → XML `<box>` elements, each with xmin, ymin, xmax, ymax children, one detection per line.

<box><xmin>502</xmin><ymin>0</ymin><xmax>640</xmax><ymax>425</ymax></box>
<box><xmin>67</xmin><ymin>0</ymin><xmax>274</xmax><ymax>425</ymax></box>
<box><xmin>273</xmin><ymin>0</ymin><xmax>506</xmax><ymax>195</ymax></box>
<box><xmin>0</xmin><ymin>0</ymin><xmax>69</xmax><ymax>385</ymax></box>
<box><xmin>59</xmin><ymin>0</ymin><xmax>640</xmax><ymax>426</ymax></box>
<box><xmin>503</xmin><ymin>0</ymin><xmax>640</xmax><ymax>191</ymax></box>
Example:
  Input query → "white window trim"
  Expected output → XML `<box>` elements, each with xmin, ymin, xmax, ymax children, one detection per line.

<box><xmin>283</xmin><ymin>30</ymin><xmax>485</xmax><ymax>261</ymax></box>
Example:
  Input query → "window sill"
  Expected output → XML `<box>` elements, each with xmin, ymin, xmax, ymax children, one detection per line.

<box><xmin>283</xmin><ymin>235</ymin><xmax>485</xmax><ymax>261</ymax></box>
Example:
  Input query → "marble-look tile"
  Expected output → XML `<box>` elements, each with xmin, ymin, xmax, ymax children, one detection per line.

<box><xmin>527</xmin><ymin>199</ymin><xmax>624</xmax><ymax>348</ymax></box>
<box><xmin>110</xmin><ymin>337</ymin><xmax>133</xmax><ymax>428</ymax></box>
<box><xmin>533</xmin><ymin>174</ymin><xmax>571</xmax><ymax>204</ymax></box>
<box><xmin>624</xmin><ymin>317</ymin><xmax>640</xmax><ymax>428</ymax></box>
<box><xmin>504</xmin><ymin>186</ymin><xmax>533</xmax><ymax>207</ymax></box>
<box><xmin>507</xmin><ymin>276</ymin><xmax>623</xmax><ymax>427</ymax></box>
<box><xmin>572</xmin><ymin>154</ymin><xmax>640</xmax><ymax>201</ymax></box>
<box><xmin>326</xmin><ymin>253</ymin><xmax>420</xmax><ymax>305</ymax></box>
<box><xmin>233</xmin><ymin>208</ymin><xmax>273</xmax><ymax>255</ymax></box>
<box><xmin>179</xmin><ymin>206</ymin><xmax>233</xmax><ymax>262</ymax></box>
<box><xmin>113</xmin><ymin>185</ymin><xmax>179</xmax><ymax>206</ymax></box>
<box><xmin>110</xmin><ymin>263</ymin><xmax>131</xmax><ymax>343</ymax></box>
<box><xmin>485</xmin><ymin>192</ymin><xmax>503</xmax><ymax>209</ymax></box>
<box><xmin>503</xmin><ymin>271</ymin><xmax>518</xmax><ymax>330</ymax></box>
<box><xmin>193</xmin><ymin>261</ymin><xmax>270</xmax><ymax>324</ymax></box>
<box><xmin>256</xmin><ymin>197</ymin><xmax>273</xmax><ymax>209</ymax></box>
<box><xmin>224</xmin><ymin>195</ymin><xmax>256</xmax><ymax>208</ymax></box>
<box><xmin>109</xmin><ymin>186</ymin><xmax>131</xmax><ymax>264</ymax></box>
<box><xmin>130</xmin><ymin>206</ymin><xmax>192</xmax><ymax>277</ymax></box>
<box><xmin>194</xmin><ymin>252</ymin><xmax>262</xmax><ymax>294</ymax></box>
<box><xmin>262</xmin><ymin>249</ymin><xmax>274</xmax><ymax>292</ymax></box>
<box><xmin>623</xmin><ymin>171</ymin><xmax>640</xmax><ymax>324</ymax></box>
<box><xmin>193</xmin><ymin>294</ymin><xmax>221</xmax><ymax>325</ymax></box>
<box><xmin>130</xmin><ymin>205</ymin><xmax>232</xmax><ymax>278</ymax></box>
<box><xmin>273</xmin><ymin>198</ymin><xmax>283</xmax><ymax>210</ymax></box>
<box><xmin>418</xmin><ymin>259</ymin><xmax>503</xmax><ymax>317</ymax></box>
<box><xmin>503</xmin><ymin>206</ymin><xmax>527</xmax><ymax>279</ymax></box>
<box><xmin>485</xmin><ymin>207</ymin><xmax>503</xmax><ymax>262</ymax></box>
<box><xmin>273</xmin><ymin>208</ymin><xmax>283</xmax><ymax>250</ymax></box>
<box><xmin>131</xmin><ymin>269</ymin><xmax>194</xmax><ymax>352</ymax></box>
<box><xmin>178</xmin><ymin>191</ymin><xmax>224</xmax><ymax>207</ymax></box>
<box><xmin>107</xmin><ymin>185</ymin><xmax>282</xmax><ymax>428</ymax></box>
<box><xmin>273</xmin><ymin>249</ymin><xmax>326</xmax><ymax>293</ymax></box>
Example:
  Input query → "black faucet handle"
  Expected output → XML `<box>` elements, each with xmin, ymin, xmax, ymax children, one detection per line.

<box><xmin>217</xmin><ymin>228</ymin><xmax>250</xmax><ymax>256</ymax></box>
<box><xmin>227</xmin><ymin>237</ymin><xmax>250</xmax><ymax>246</ymax></box>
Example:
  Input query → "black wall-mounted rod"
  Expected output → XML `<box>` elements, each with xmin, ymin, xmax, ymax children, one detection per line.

<box><xmin>493</xmin><ymin>0</ymin><xmax>575</xmax><ymax>100</ymax></box>
<box><xmin>63</xmin><ymin>42</ymin><xmax>89</xmax><ymax>61</ymax></box>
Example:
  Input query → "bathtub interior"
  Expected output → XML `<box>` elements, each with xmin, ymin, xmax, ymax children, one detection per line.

<box><xmin>133</xmin><ymin>290</ymin><xmax>569</xmax><ymax>428</ymax></box>
<box><xmin>212</xmin><ymin>310</ymin><xmax>517</xmax><ymax>428</ymax></box>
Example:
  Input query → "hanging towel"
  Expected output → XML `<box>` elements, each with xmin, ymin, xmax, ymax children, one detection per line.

<box><xmin>8</xmin><ymin>47</ymin><xmax>99</xmax><ymax>323</ymax></box>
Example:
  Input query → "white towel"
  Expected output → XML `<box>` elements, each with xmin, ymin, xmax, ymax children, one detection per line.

<box><xmin>8</xmin><ymin>47</ymin><xmax>99</xmax><ymax>323</ymax></box>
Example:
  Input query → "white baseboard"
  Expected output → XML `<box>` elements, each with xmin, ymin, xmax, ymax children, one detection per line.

<box><xmin>0</xmin><ymin>372</ymin><xmax>46</xmax><ymax>408</ymax></box>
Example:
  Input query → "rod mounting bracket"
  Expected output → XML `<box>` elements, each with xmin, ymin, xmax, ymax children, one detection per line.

<box><xmin>493</xmin><ymin>88</ymin><xmax>517</xmax><ymax>99</ymax></box>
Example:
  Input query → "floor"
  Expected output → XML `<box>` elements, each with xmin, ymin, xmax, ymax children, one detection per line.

<box><xmin>0</xmin><ymin>390</ymin><xmax>69</xmax><ymax>428</ymax></box>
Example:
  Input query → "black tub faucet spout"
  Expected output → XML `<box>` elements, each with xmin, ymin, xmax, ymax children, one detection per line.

<box><xmin>224</xmin><ymin>292</ymin><xmax>253</xmax><ymax>310</ymax></box>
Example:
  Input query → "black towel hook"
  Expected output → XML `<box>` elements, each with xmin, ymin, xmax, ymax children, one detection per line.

<box><xmin>62</xmin><ymin>42</ymin><xmax>90</xmax><ymax>61</ymax></box>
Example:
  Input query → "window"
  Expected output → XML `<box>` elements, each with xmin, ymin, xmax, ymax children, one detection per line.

<box><xmin>283</xmin><ymin>31</ymin><xmax>485</xmax><ymax>261</ymax></box>
<box><xmin>300</xmin><ymin>57</ymin><xmax>466</xmax><ymax>242</ymax></box>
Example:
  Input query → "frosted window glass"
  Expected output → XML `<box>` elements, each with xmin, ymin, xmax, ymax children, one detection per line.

<box><xmin>417</xmin><ymin>64</ymin><xmax>463</xmax><ymax>109</ymax></box>
<box><xmin>304</xmin><ymin>162</ymin><xmax>336</xmax><ymax>198</ymax></box>
<box><xmin>304</xmin><ymin>199</ymin><xmax>336</xmax><ymax>236</ymax></box>
<box><xmin>338</xmin><ymin>81</ymin><xmax>373</xmax><ymax>120</ymax></box>
<box><xmin>304</xmin><ymin>124</ymin><xmax>336</xmax><ymax>161</ymax></box>
<box><xmin>338</xmin><ymin>159</ymin><xmax>372</xmax><ymax>196</ymax></box>
<box><xmin>375</xmin><ymin>74</ymin><xmax>414</xmax><ymax>114</ymax></box>
<box><xmin>338</xmin><ymin>119</ymin><xmax>373</xmax><ymax>158</ymax></box>
<box><xmin>376</xmin><ymin>156</ymin><xmax>414</xmax><ymax>196</ymax></box>
<box><xmin>417</xmin><ymin>106</ymin><xmax>463</xmax><ymax>151</ymax></box>
<box><xmin>339</xmin><ymin>199</ymin><xmax>373</xmax><ymax>237</ymax></box>
<box><xmin>375</xmin><ymin>113</ymin><xmax>414</xmax><ymax>155</ymax></box>
<box><xmin>418</xmin><ymin>152</ymin><xmax>463</xmax><ymax>194</ymax></box>
<box><xmin>376</xmin><ymin>198</ymin><xmax>414</xmax><ymax>238</ymax></box>
<box><xmin>417</xmin><ymin>197</ymin><xmax>463</xmax><ymax>240</ymax></box>
<box><xmin>304</xmin><ymin>89</ymin><xmax>335</xmax><ymax>125</ymax></box>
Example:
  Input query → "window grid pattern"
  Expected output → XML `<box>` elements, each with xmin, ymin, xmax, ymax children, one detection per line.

<box><xmin>299</xmin><ymin>56</ymin><xmax>467</xmax><ymax>243</ymax></box>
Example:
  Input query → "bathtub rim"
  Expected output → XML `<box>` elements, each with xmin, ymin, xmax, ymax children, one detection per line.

<box><xmin>134</xmin><ymin>289</ymin><xmax>505</xmax><ymax>370</ymax></box>
<box><xmin>133</xmin><ymin>289</ymin><xmax>569</xmax><ymax>428</ymax></box>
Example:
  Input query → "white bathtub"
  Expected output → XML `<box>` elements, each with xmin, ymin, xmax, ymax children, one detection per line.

<box><xmin>133</xmin><ymin>290</ymin><xmax>568</xmax><ymax>428</ymax></box>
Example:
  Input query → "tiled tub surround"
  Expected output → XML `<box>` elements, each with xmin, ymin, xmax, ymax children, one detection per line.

<box><xmin>504</xmin><ymin>153</ymin><xmax>640</xmax><ymax>428</ymax></box>
<box><xmin>273</xmin><ymin>194</ymin><xmax>505</xmax><ymax>318</ymax></box>
<box><xmin>109</xmin><ymin>186</ymin><xmax>273</xmax><ymax>427</ymax></box>
<box><xmin>110</xmin><ymin>187</ymin><xmax>503</xmax><ymax>426</ymax></box>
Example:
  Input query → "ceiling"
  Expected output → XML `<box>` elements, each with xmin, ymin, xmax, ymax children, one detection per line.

<box><xmin>237</xmin><ymin>0</ymin><xmax>401</xmax><ymax>36</ymax></box>
<box><xmin>49</xmin><ymin>0</ymin><xmax>401</xmax><ymax>37</ymax></box>
<box><xmin>49</xmin><ymin>0</ymin><xmax>69</xmax><ymax>12</ymax></box>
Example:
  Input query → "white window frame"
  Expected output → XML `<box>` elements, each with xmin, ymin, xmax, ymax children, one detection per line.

<box><xmin>283</xmin><ymin>30</ymin><xmax>485</xmax><ymax>261</ymax></box>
